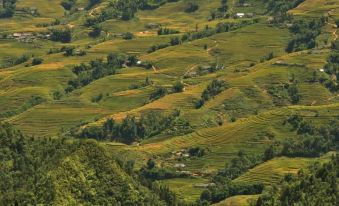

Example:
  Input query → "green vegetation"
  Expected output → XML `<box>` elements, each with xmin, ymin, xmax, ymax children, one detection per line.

<box><xmin>0</xmin><ymin>123</ymin><xmax>162</xmax><ymax>205</ymax></box>
<box><xmin>0</xmin><ymin>0</ymin><xmax>16</xmax><ymax>18</ymax></box>
<box><xmin>196</xmin><ymin>79</ymin><xmax>229</xmax><ymax>108</ymax></box>
<box><xmin>256</xmin><ymin>155</ymin><xmax>338</xmax><ymax>206</ymax></box>
<box><xmin>0</xmin><ymin>0</ymin><xmax>338</xmax><ymax>205</ymax></box>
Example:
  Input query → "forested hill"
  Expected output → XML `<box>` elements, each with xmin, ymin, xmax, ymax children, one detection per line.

<box><xmin>0</xmin><ymin>0</ymin><xmax>338</xmax><ymax>205</ymax></box>
<box><xmin>0</xmin><ymin>123</ymin><xmax>163</xmax><ymax>205</ymax></box>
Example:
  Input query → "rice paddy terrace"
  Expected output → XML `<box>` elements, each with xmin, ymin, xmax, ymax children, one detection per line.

<box><xmin>0</xmin><ymin>0</ymin><xmax>338</xmax><ymax>205</ymax></box>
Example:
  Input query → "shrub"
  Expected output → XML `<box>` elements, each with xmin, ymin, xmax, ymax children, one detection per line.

<box><xmin>122</xmin><ymin>32</ymin><xmax>134</xmax><ymax>40</ymax></box>
<box><xmin>172</xmin><ymin>81</ymin><xmax>184</xmax><ymax>93</ymax></box>
<box><xmin>32</xmin><ymin>58</ymin><xmax>43</xmax><ymax>65</ymax></box>
<box><xmin>88</xmin><ymin>25</ymin><xmax>102</xmax><ymax>37</ymax></box>
<box><xmin>185</xmin><ymin>2</ymin><xmax>199</xmax><ymax>13</ymax></box>
<box><xmin>50</xmin><ymin>28</ymin><xmax>72</xmax><ymax>43</ymax></box>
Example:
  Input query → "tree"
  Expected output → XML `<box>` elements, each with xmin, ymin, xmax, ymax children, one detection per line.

<box><xmin>32</xmin><ymin>57</ymin><xmax>43</xmax><ymax>65</ymax></box>
<box><xmin>185</xmin><ymin>2</ymin><xmax>199</xmax><ymax>13</ymax></box>
<box><xmin>122</xmin><ymin>32</ymin><xmax>134</xmax><ymax>40</ymax></box>
<box><xmin>172</xmin><ymin>81</ymin><xmax>184</xmax><ymax>93</ymax></box>
<box><xmin>147</xmin><ymin>159</ymin><xmax>156</xmax><ymax>169</ymax></box>
<box><xmin>0</xmin><ymin>0</ymin><xmax>16</xmax><ymax>18</ymax></box>
<box><xmin>170</xmin><ymin>37</ymin><xmax>180</xmax><ymax>46</ymax></box>
<box><xmin>88</xmin><ymin>25</ymin><xmax>102</xmax><ymax>37</ymax></box>
<box><xmin>50</xmin><ymin>28</ymin><xmax>72</xmax><ymax>43</ymax></box>
<box><xmin>263</xmin><ymin>146</ymin><xmax>275</xmax><ymax>161</ymax></box>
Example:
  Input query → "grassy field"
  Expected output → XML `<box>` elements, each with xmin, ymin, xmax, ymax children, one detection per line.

<box><xmin>234</xmin><ymin>153</ymin><xmax>333</xmax><ymax>185</ymax></box>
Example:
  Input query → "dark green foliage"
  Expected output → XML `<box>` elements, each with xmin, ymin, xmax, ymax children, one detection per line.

<box><xmin>286</xmin><ymin>18</ymin><xmax>325</xmax><ymax>53</ymax></box>
<box><xmin>91</xmin><ymin>93</ymin><xmax>103</xmax><ymax>103</ymax></box>
<box><xmin>170</xmin><ymin>36</ymin><xmax>181</xmax><ymax>45</ymax></box>
<box><xmin>78</xmin><ymin>110</ymin><xmax>181</xmax><ymax>144</ymax></box>
<box><xmin>217</xmin><ymin>151</ymin><xmax>261</xmax><ymax>180</ymax></box>
<box><xmin>61</xmin><ymin>0</ymin><xmax>76</xmax><ymax>10</ymax></box>
<box><xmin>66</xmin><ymin>59</ymin><xmax>117</xmax><ymax>93</ymax></box>
<box><xmin>198</xmin><ymin>151</ymin><xmax>264</xmax><ymax>205</ymax></box>
<box><xmin>52</xmin><ymin>91</ymin><xmax>63</xmax><ymax>100</ymax></box>
<box><xmin>267</xmin><ymin>83</ymin><xmax>301</xmax><ymax>105</ymax></box>
<box><xmin>50</xmin><ymin>28</ymin><xmax>72</xmax><ymax>43</ymax></box>
<box><xmin>198</xmin><ymin>151</ymin><xmax>263</xmax><ymax>204</ymax></box>
<box><xmin>66</xmin><ymin>53</ymin><xmax>131</xmax><ymax>93</ymax></box>
<box><xmin>63</xmin><ymin>46</ymin><xmax>75</xmax><ymax>56</ymax></box>
<box><xmin>150</xmin><ymin>86</ymin><xmax>168</xmax><ymax>101</ymax></box>
<box><xmin>263</xmin><ymin>146</ymin><xmax>275</xmax><ymax>161</ymax></box>
<box><xmin>0</xmin><ymin>123</ymin><xmax>161</xmax><ymax>205</ymax></box>
<box><xmin>185</xmin><ymin>2</ymin><xmax>199</xmax><ymax>13</ymax></box>
<box><xmin>14</xmin><ymin>54</ymin><xmax>30</xmax><ymax>65</ymax></box>
<box><xmin>172</xmin><ymin>81</ymin><xmax>184</xmax><ymax>93</ymax></box>
<box><xmin>88</xmin><ymin>24</ymin><xmax>102</xmax><ymax>37</ymax></box>
<box><xmin>32</xmin><ymin>57</ymin><xmax>43</xmax><ymax>65</ymax></box>
<box><xmin>0</xmin><ymin>0</ymin><xmax>16</xmax><ymax>18</ymax></box>
<box><xmin>188</xmin><ymin>147</ymin><xmax>206</xmax><ymax>157</ymax></box>
<box><xmin>196</xmin><ymin>79</ymin><xmax>229</xmax><ymax>108</ymax></box>
<box><xmin>264</xmin><ymin>0</ymin><xmax>305</xmax><ymax>23</ymax></box>
<box><xmin>210</xmin><ymin>0</ymin><xmax>228</xmax><ymax>19</ymax></box>
<box><xmin>122</xmin><ymin>32</ymin><xmax>134</xmax><ymax>40</ymax></box>
<box><xmin>323</xmin><ymin>40</ymin><xmax>339</xmax><ymax>92</ymax></box>
<box><xmin>256</xmin><ymin>155</ymin><xmax>339</xmax><ymax>206</ymax></box>
<box><xmin>87</xmin><ymin>0</ymin><xmax>101</xmax><ymax>9</ymax></box>
<box><xmin>281</xmin><ymin>116</ymin><xmax>338</xmax><ymax>157</ymax></box>
<box><xmin>157</xmin><ymin>27</ymin><xmax>179</xmax><ymax>35</ymax></box>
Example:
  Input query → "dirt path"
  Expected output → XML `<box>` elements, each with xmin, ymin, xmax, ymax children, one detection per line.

<box><xmin>327</xmin><ymin>9</ymin><xmax>338</xmax><ymax>41</ymax></box>
<box><xmin>183</xmin><ymin>64</ymin><xmax>198</xmax><ymax>76</ymax></box>
<box><xmin>152</xmin><ymin>65</ymin><xmax>158</xmax><ymax>72</ymax></box>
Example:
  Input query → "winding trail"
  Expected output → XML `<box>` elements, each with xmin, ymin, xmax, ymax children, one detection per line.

<box><xmin>327</xmin><ymin>9</ymin><xmax>338</xmax><ymax>41</ymax></box>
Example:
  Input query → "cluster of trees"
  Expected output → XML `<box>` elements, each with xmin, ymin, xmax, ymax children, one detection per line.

<box><xmin>88</xmin><ymin>24</ymin><xmax>102</xmax><ymax>37</ymax></box>
<box><xmin>196</xmin><ymin>79</ymin><xmax>229</xmax><ymax>108</ymax></box>
<box><xmin>256</xmin><ymin>155</ymin><xmax>338</xmax><ymax>206</ymax></box>
<box><xmin>2</xmin><ymin>54</ymin><xmax>29</xmax><ymax>68</ymax></box>
<box><xmin>0</xmin><ymin>95</ymin><xmax>45</xmax><ymax>118</ymax></box>
<box><xmin>267</xmin><ymin>82</ymin><xmax>301</xmax><ymax>105</ymax></box>
<box><xmin>84</xmin><ymin>0</ymin><xmax>138</xmax><ymax>26</ymax></box>
<box><xmin>217</xmin><ymin>151</ymin><xmax>261</xmax><ymax>180</ymax></box>
<box><xmin>0</xmin><ymin>0</ymin><xmax>16</xmax><ymax>18</ymax></box>
<box><xmin>157</xmin><ymin>27</ymin><xmax>180</xmax><ymax>35</ymax></box>
<box><xmin>198</xmin><ymin>152</ymin><xmax>264</xmax><ymax>205</ymax></box>
<box><xmin>188</xmin><ymin>147</ymin><xmax>206</xmax><ymax>157</ymax></box>
<box><xmin>148</xmin><ymin>20</ymin><xmax>254</xmax><ymax>53</ymax></box>
<box><xmin>78</xmin><ymin>110</ymin><xmax>182</xmax><ymax>144</ymax></box>
<box><xmin>65</xmin><ymin>53</ymin><xmax>135</xmax><ymax>93</ymax></box>
<box><xmin>185</xmin><ymin>2</ymin><xmax>199</xmax><ymax>13</ymax></box>
<box><xmin>264</xmin><ymin>0</ymin><xmax>305</xmax><ymax>23</ymax></box>
<box><xmin>210</xmin><ymin>0</ymin><xmax>229</xmax><ymax>20</ymax></box>
<box><xmin>61</xmin><ymin>0</ymin><xmax>76</xmax><ymax>10</ymax></box>
<box><xmin>49</xmin><ymin>27</ymin><xmax>72</xmax><ymax>43</ymax></box>
<box><xmin>0</xmin><ymin>123</ymin><xmax>162</xmax><ymax>205</ymax></box>
<box><xmin>280</xmin><ymin>115</ymin><xmax>339</xmax><ymax>157</ymax></box>
<box><xmin>85</xmin><ymin>0</ymin><xmax>176</xmax><ymax>26</ymax></box>
<box><xmin>323</xmin><ymin>40</ymin><xmax>339</xmax><ymax>92</ymax></box>
<box><xmin>286</xmin><ymin>18</ymin><xmax>325</xmax><ymax>52</ymax></box>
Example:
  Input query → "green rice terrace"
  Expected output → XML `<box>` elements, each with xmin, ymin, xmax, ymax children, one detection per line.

<box><xmin>0</xmin><ymin>0</ymin><xmax>338</xmax><ymax>205</ymax></box>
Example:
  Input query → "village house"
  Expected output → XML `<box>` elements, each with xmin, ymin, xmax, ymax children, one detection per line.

<box><xmin>174</xmin><ymin>163</ymin><xmax>186</xmax><ymax>168</ymax></box>
<box><xmin>235</xmin><ymin>13</ymin><xmax>245</xmax><ymax>18</ymax></box>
